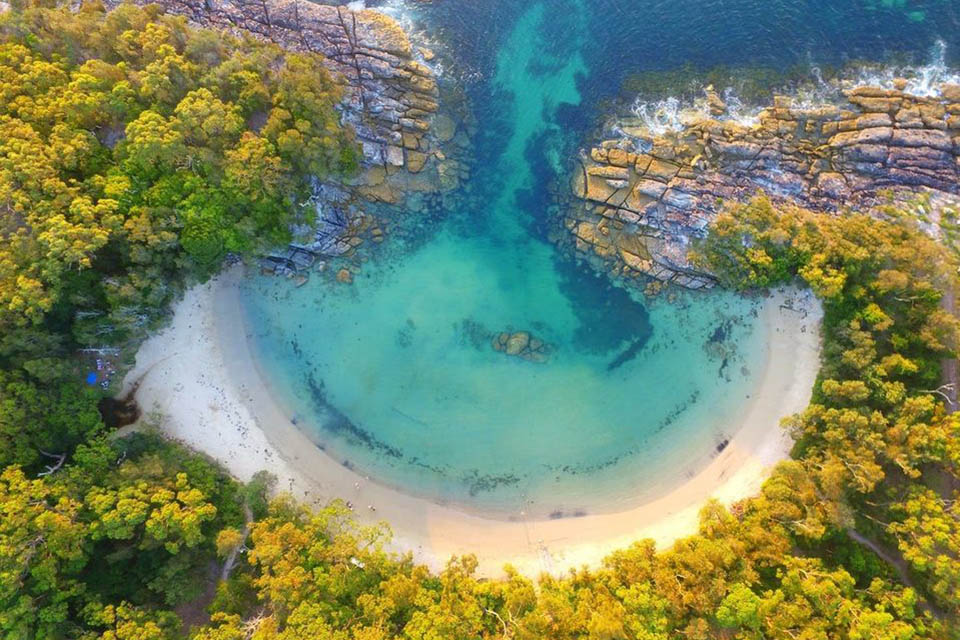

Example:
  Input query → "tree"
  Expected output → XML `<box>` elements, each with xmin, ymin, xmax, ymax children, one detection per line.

<box><xmin>715</xmin><ymin>558</ymin><xmax>924</xmax><ymax>640</ymax></box>
<box><xmin>0</xmin><ymin>367</ymin><xmax>103</xmax><ymax>469</ymax></box>
<box><xmin>80</xmin><ymin>601</ymin><xmax>180</xmax><ymax>640</ymax></box>
<box><xmin>0</xmin><ymin>0</ymin><xmax>357</xmax><ymax>338</ymax></box>
<box><xmin>889</xmin><ymin>487</ymin><xmax>960</xmax><ymax>614</ymax></box>
<box><xmin>0</xmin><ymin>466</ymin><xmax>87</xmax><ymax>639</ymax></box>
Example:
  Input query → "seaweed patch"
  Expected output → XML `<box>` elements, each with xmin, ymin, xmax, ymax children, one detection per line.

<box><xmin>655</xmin><ymin>390</ymin><xmax>701</xmax><ymax>433</ymax></box>
<box><xmin>606</xmin><ymin>337</ymin><xmax>647</xmax><ymax>371</ymax></box>
<box><xmin>457</xmin><ymin>318</ymin><xmax>494</xmax><ymax>350</ymax></box>
<box><xmin>395</xmin><ymin>319</ymin><xmax>415</xmax><ymax>348</ymax></box>
<box><xmin>461</xmin><ymin>470</ymin><xmax>521</xmax><ymax>496</ymax></box>
<box><xmin>305</xmin><ymin>373</ymin><xmax>404</xmax><ymax>459</ymax></box>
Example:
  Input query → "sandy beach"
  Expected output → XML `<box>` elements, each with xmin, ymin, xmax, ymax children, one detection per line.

<box><xmin>123</xmin><ymin>265</ymin><xmax>822</xmax><ymax>577</ymax></box>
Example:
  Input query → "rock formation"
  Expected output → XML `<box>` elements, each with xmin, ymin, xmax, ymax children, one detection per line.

<box><xmin>492</xmin><ymin>331</ymin><xmax>550</xmax><ymax>363</ymax></box>
<box><xmin>565</xmin><ymin>83</ymin><xmax>960</xmax><ymax>288</ymax></box>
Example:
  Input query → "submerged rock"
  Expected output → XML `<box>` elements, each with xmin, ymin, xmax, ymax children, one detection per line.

<box><xmin>432</xmin><ymin>114</ymin><xmax>458</xmax><ymax>143</ymax></box>
<box><xmin>492</xmin><ymin>331</ymin><xmax>550</xmax><ymax>363</ymax></box>
<box><xmin>505</xmin><ymin>332</ymin><xmax>530</xmax><ymax>355</ymax></box>
<box><xmin>406</xmin><ymin>150</ymin><xmax>430</xmax><ymax>173</ymax></box>
<box><xmin>566</xmin><ymin>82</ymin><xmax>960</xmax><ymax>288</ymax></box>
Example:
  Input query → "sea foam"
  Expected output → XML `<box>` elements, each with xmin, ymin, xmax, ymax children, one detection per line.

<box><xmin>617</xmin><ymin>40</ymin><xmax>959</xmax><ymax>146</ymax></box>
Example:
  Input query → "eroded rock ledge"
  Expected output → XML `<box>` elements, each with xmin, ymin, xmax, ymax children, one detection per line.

<box><xmin>102</xmin><ymin>0</ymin><xmax>453</xmax><ymax>200</ymax></box>
<box><xmin>566</xmin><ymin>83</ymin><xmax>960</xmax><ymax>288</ymax></box>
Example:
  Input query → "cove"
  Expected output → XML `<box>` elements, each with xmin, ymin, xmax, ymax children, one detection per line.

<box><xmin>238</xmin><ymin>1</ymin><xmax>773</xmax><ymax>516</ymax></box>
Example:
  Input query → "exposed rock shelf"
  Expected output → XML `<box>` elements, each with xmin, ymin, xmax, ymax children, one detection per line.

<box><xmin>566</xmin><ymin>83</ymin><xmax>960</xmax><ymax>288</ymax></box>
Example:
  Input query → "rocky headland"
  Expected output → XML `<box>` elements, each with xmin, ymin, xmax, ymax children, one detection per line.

<box><xmin>103</xmin><ymin>0</ymin><xmax>468</xmax><ymax>204</ymax></box>
<box><xmin>564</xmin><ymin>82</ymin><xmax>960</xmax><ymax>288</ymax></box>
<box><xmin>103</xmin><ymin>0</ymin><xmax>477</xmax><ymax>281</ymax></box>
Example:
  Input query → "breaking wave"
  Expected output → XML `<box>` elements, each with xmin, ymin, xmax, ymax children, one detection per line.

<box><xmin>617</xmin><ymin>40</ymin><xmax>958</xmax><ymax>145</ymax></box>
<box><xmin>848</xmin><ymin>40</ymin><xmax>960</xmax><ymax>97</ymax></box>
<box><xmin>630</xmin><ymin>96</ymin><xmax>685</xmax><ymax>136</ymax></box>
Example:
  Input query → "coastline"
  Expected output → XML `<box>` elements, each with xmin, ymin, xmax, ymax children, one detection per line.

<box><xmin>124</xmin><ymin>264</ymin><xmax>822</xmax><ymax>577</ymax></box>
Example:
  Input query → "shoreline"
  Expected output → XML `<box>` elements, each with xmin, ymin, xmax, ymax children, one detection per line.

<box><xmin>124</xmin><ymin>265</ymin><xmax>822</xmax><ymax>576</ymax></box>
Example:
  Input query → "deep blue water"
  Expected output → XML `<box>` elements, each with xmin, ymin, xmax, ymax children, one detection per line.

<box><xmin>241</xmin><ymin>0</ymin><xmax>958</xmax><ymax>515</ymax></box>
<box><xmin>414</xmin><ymin>0</ymin><xmax>959</xmax><ymax>81</ymax></box>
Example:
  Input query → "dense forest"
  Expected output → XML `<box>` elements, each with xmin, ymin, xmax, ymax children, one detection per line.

<box><xmin>0</xmin><ymin>0</ymin><xmax>357</xmax><ymax>470</ymax></box>
<box><xmin>2</xmin><ymin>2</ymin><xmax>960</xmax><ymax>639</ymax></box>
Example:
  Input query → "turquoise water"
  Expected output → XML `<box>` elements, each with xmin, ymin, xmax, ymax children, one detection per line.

<box><xmin>240</xmin><ymin>0</ymin><xmax>954</xmax><ymax>516</ymax></box>
<box><xmin>241</xmin><ymin>251</ymin><xmax>765</xmax><ymax>515</ymax></box>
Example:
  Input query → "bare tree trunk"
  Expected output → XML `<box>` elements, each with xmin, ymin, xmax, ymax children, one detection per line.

<box><xmin>37</xmin><ymin>450</ymin><xmax>66</xmax><ymax>477</ymax></box>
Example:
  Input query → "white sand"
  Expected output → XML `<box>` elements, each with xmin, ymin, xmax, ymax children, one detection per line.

<box><xmin>124</xmin><ymin>265</ymin><xmax>822</xmax><ymax>577</ymax></box>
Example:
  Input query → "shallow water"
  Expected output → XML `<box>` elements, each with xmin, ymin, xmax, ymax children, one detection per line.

<box><xmin>242</xmin><ymin>239</ymin><xmax>767</xmax><ymax>515</ymax></box>
<box><xmin>240</xmin><ymin>0</ymin><xmax>956</xmax><ymax>515</ymax></box>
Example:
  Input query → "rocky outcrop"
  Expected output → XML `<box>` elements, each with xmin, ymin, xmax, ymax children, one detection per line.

<box><xmin>101</xmin><ymin>0</ymin><xmax>457</xmax><ymax>198</ymax></box>
<box><xmin>491</xmin><ymin>331</ymin><xmax>550</xmax><ymax>363</ymax></box>
<box><xmin>566</xmin><ymin>83</ymin><xmax>960</xmax><ymax>288</ymax></box>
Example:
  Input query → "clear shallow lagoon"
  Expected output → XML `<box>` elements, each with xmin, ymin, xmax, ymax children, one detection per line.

<box><xmin>241</xmin><ymin>240</ymin><xmax>766</xmax><ymax>515</ymax></box>
<box><xmin>240</xmin><ymin>0</ymin><xmax>955</xmax><ymax>516</ymax></box>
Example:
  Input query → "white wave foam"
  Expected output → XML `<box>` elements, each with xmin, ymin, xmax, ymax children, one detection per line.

<box><xmin>619</xmin><ymin>40</ymin><xmax>958</xmax><ymax>146</ymax></box>
<box><xmin>630</xmin><ymin>96</ymin><xmax>685</xmax><ymax>136</ymax></box>
<box><xmin>784</xmin><ymin>64</ymin><xmax>838</xmax><ymax>109</ymax></box>
<box><xmin>622</xmin><ymin>88</ymin><xmax>761</xmax><ymax>142</ymax></box>
<box><xmin>359</xmin><ymin>0</ymin><xmax>449</xmax><ymax>78</ymax></box>
<box><xmin>722</xmin><ymin>88</ymin><xmax>760</xmax><ymax>127</ymax></box>
<box><xmin>369</xmin><ymin>0</ymin><xmax>418</xmax><ymax>32</ymax></box>
<box><xmin>849</xmin><ymin>39</ymin><xmax>960</xmax><ymax>97</ymax></box>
